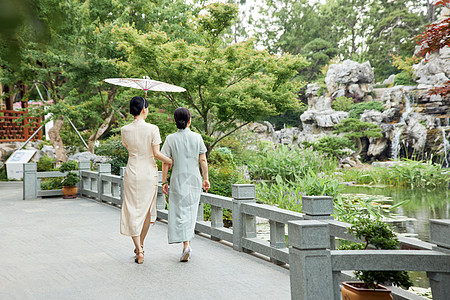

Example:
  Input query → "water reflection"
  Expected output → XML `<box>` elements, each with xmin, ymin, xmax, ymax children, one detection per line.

<box><xmin>341</xmin><ymin>186</ymin><xmax>449</xmax><ymax>242</ymax></box>
<box><xmin>341</xmin><ymin>186</ymin><xmax>449</xmax><ymax>288</ymax></box>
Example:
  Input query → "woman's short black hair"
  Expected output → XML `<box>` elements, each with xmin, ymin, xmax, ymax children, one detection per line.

<box><xmin>174</xmin><ymin>107</ymin><xmax>191</xmax><ymax>129</ymax></box>
<box><xmin>129</xmin><ymin>96</ymin><xmax>149</xmax><ymax>116</ymax></box>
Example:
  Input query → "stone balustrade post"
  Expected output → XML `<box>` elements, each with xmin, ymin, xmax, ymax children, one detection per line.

<box><xmin>156</xmin><ymin>171</ymin><xmax>166</xmax><ymax>210</ymax></box>
<box><xmin>210</xmin><ymin>205</ymin><xmax>224</xmax><ymax>241</ymax></box>
<box><xmin>288</xmin><ymin>220</ymin><xmax>333</xmax><ymax>300</ymax></box>
<box><xmin>302</xmin><ymin>195</ymin><xmax>335</xmax><ymax>249</ymax></box>
<box><xmin>270</xmin><ymin>220</ymin><xmax>286</xmax><ymax>265</ymax></box>
<box><xmin>23</xmin><ymin>163</ymin><xmax>37</xmax><ymax>200</ymax></box>
<box><xmin>97</xmin><ymin>164</ymin><xmax>111</xmax><ymax>201</ymax></box>
<box><xmin>232</xmin><ymin>184</ymin><xmax>256</xmax><ymax>252</ymax></box>
<box><xmin>119</xmin><ymin>167</ymin><xmax>126</xmax><ymax>205</ymax></box>
<box><xmin>428</xmin><ymin>219</ymin><xmax>450</xmax><ymax>300</ymax></box>
<box><xmin>78</xmin><ymin>161</ymin><xmax>90</xmax><ymax>197</ymax></box>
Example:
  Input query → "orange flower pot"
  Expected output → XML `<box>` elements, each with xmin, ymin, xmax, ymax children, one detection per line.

<box><xmin>62</xmin><ymin>186</ymin><xmax>78</xmax><ymax>197</ymax></box>
<box><xmin>341</xmin><ymin>282</ymin><xmax>393</xmax><ymax>300</ymax></box>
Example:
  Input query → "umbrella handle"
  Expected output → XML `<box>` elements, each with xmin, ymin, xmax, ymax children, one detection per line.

<box><xmin>145</xmin><ymin>90</ymin><xmax>147</xmax><ymax>99</ymax></box>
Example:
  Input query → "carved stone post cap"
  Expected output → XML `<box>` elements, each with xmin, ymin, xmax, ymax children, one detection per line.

<box><xmin>430</xmin><ymin>219</ymin><xmax>450</xmax><ymax>249</ymax></box>
<box><xmin>120</xmin><ymin>167</ymin><xmax>126</xmax><ymax>177</ymax></box>
<box><xmin>98</xmin><ymin>164</ymin><xmax>111</xmax><ymax>173</ymax></box>
<box><xmin>288</xmin><ymin>220</ymin><xmax>330</xmax><ymax>250</ymax></box>
<box><xmin>23</xmin><ymin>163</ymin><xmax>37</xmax><ymax>171</ymax></box>
<box><xmin>302</xmin><ymin>195</ymin><xmax>334</xmax><ymax>216</ymax></box>
<box><xmin>78</xmin><ymin>160</ymin><xmax>90</xmax><ymax>170</ymax></box>
<box><xmin>232</xmin><ymin>184</ymin><xmax>255</xmax><ymax>200</ymax></box>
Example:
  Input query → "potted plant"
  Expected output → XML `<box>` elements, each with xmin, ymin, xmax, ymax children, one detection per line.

<box><xmin>339</xmin><ymin>215</ymin><xmax>412</xmax><ymax>300</ymax></box>
<box><xmin>59</xmin><ymin>161</ymin><xmax>80</xmax><ymax>198</ymax></box>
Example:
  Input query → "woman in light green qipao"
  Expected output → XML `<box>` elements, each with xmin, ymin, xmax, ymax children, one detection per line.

<box><xmin>161</xmin><ymin>107</ymin><xmax>210</xmax><ymax>262</ymax></box>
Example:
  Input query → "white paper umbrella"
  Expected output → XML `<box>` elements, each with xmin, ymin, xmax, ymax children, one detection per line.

<box><xmin>104</xmin><ymin>76</ymin><xmax>186</xmax><ymax>98</ymax></box>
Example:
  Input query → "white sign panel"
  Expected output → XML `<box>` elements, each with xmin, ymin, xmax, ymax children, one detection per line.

<box><xmin>6</xmin><ymin>150</ymin><xmax>37</xmax><ymax>180</ymax></box>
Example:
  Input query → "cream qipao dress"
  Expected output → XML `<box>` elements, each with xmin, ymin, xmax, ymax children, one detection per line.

<box><xmin>120</xmin><ymin>119</ymin><xmax>162</xmax><ymax>237</ymax></box>
<box><xmin>161</xmin><ymin>128</ymin><xmax>207</xmax><ymax>244</ymax></box>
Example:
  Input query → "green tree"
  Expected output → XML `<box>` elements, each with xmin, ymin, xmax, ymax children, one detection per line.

<box><xmin>300</xmin><ymin>38</ymin><xmax>338</xmax><ymax>81</ymax></box>
<box><xmin>256</xmin><ymin>0</ymin><xmax>330</xmax><ymax>55</ymax></box>
<box><xmin>118</xmin><ymin>3</ymin><xmax>309</xmax><ymax>153</ymax></box>
<box><xmin>334</xmin><ymin>118</ymin><xmax>382</xmax><ymax>164</ymax></box>
<box><xmin>367</xmin><ymin>1</ymin><xmax>426</xmax><ymax>79</ymax></box>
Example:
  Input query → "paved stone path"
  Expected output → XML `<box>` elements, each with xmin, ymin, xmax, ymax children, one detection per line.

<box><xmin>0</xmin><ymin>182</ymin><xmax>290</xmax><ymax>300</ymax></box>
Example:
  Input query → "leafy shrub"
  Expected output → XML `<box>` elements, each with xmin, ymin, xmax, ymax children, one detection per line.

<box><xmin>59</xmin><ymin>160</ymin><xmax>78</xmax><ymax>172</ymax></box>
<box><xmin>302</xmin><ymin>136</ymin><xmax>354</xmax><ymax>158</ymax></box>
<box><xmin>95</xmin><ymin>136</ymin><xmax>128</xmax><ymax>175</ymax></box>
<box><xmin>0</xmin><ymin>166</ymin><xmax>7</xmax><ymax>181</ymax></box>
<box><xmin>37</xmin><ymin>155</ymin><xmax>56</xmax><ymax>172</ymax></box>
<box><xmin>41</xmin><ymin>177</ymin><xmax>63</xmax><ymax>190</ymax></box>
<box><xmin>209</xmin><ymin>166</ymin><xmax>240</xmax><ymax>197</ymax></box>
<box><xmin>59</xmin><ymin>161</ymin><xmax>79</xmax><ymax>187</ymax></box>
<box><xmin>208</xmin><ymin>147</ymin><xmax>242</xmax><ymax>197</ymax></box>
<box><xmin>61</xmin><ymin>172</ymin><xmax>80</xmax><ymax>186</ymax></box>
<box><xmin>338</xmin><ymin>216</ymin><xmax>412</xmax><ymax>289</ymax></box>
<box><xmin>332</xmin><ymin>96</ymin><xmax>353</xmax><ymax>112</ymax></box>
<box><xmin>348</xmin><ymin>101</ymin><xmax>385</xmax><ymax>119</ymax></box>
<box><xmin>394</xmin><ymin>72</ymin><xmax>414</xmax><ymax>86</ymax></box>
<box><xmin>249</xmin><ymin>143</ymin><xmax>338</xmax><ymax>182</ymax></box>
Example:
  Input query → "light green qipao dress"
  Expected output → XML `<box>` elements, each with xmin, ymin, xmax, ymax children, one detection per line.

<box><xmin>161</xmin><ymin>128</ymin><xmax>207</xmax><ymax>244</ymax></box>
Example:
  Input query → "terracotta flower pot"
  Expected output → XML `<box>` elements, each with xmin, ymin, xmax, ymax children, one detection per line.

<box><xmin>62</xmin><ymin>186</ymin><xmax>78</xmax><ymax>197</ymax></box>
<box><xmin>341</xmin><ymin>282</ymin><xmax>393</xmax><ymax>300</ymax></box>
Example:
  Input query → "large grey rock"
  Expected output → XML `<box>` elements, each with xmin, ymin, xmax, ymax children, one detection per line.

<box><xmin>367</xmin><ymin>137</ymin><xmax>389</xmax><ymax>157</ymax></box>
<box><xmin>308</xmin><ymin>95</ymin><xmax>332</xmax><ymax>111</ymax></box>
<box><xmin>361</xmin><ymin>110</ymin><xmax>384</xmax><ymax>124</ymax></box>
<box><xmin>406</xmin><ymin>113</ymin><xmax>428</xmax><ymax>151</ymax></box>
<box><xmin>41</xmin><ymin>145</ymin><xmax>56</xmax><ymax>159</ymax></box>
<box><xmin>383</xmin><ymin>74</ymin><xmax>396</xmax><ymax>85</ymax></box>
<box><xmin>68</xmin><ymin>151</ymin><xmax>110</xmax><ymax>164</ymax></box>
<box><xmin>414</xmin><ymin>46</ymin><xmax>450</xmax><ymax>89</ymax></box>
<box><xmin>325</xmin><ymin>60</ymin><xmax>374</xmax><ymax>93</ymax></box>
<box><xmin>272</xmin><ymin>127</ymin><xmax>301</xmax><ymax>145</ymax></box>
<box><xmin>300</xmin><ymin>110</ymin><xmax>349</xmax><ymax>129</ymax></box>
<box><xmin>382</xmin><ymin>86</ymin><xmax>414</xmax><ymax>110</ymax></box>
<box><xmin>382</xmin><ymin>108</ymin><xmax>400</xmax><ymax>123</ymax></box>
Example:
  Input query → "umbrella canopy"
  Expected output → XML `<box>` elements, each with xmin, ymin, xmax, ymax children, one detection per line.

<box><xmin>104</xmin><ymin>76</ymin><xmax>185</xmax><ymax>98</ymax></box>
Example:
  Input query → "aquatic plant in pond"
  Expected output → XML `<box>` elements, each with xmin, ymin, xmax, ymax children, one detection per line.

<box><xmin>248</xmin><ymin>143</ymin><xmax>338</xmax><ymax>182</ymax></box>
<box><xmin>334</xmin><ymin>193</ymin><xmax>408</xmax><ymax>223</ymax></box>
<box><xmin>339</xmin><ymin>159</ymin><xmax>449</xmax><ymax>189</ymax></box>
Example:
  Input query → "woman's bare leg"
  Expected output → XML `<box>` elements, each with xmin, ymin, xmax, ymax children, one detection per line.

<box><xmin>132</xmin><ymin>236</ymin><xmax>143</xmax><ymax>256</ymax></box>
<box><xmin>140</xmin><ymin>210</ymin><xmax>154</xmax><ymax>245</ymax></box>
<box><xmin>183</xmin><ymin>241</ymin><xmax>191</xmax><ymax>251</ymax></box>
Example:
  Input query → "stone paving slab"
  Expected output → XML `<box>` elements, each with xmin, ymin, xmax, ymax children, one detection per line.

<box><xmin>0</xmin><ymin>182</ymin><xmax>290</xmax><ymax>300</ymax></box>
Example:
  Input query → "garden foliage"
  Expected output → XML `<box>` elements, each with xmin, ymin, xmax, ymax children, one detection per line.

<box><xmin>302</xmin><ymin>136</ymin><xmax>354</xmax><ymax>159</ymax></box>
<box><xmin>339</xmin><ymin>216</ymin><xmax>413</xmax><ymax>289</ymax></box>
<box><xmin>348</xmin><ymin>101</ymin><xmax>385</xmax><ymax>119</ymax></box>
<box><xmin>332</xmin><ymin>96</ymin><xmax>353</xmax><ymax>112</ymax></box>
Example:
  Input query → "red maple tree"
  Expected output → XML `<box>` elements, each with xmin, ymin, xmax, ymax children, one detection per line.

<box><xmin>416</xmin><ymin>0</ymin><xmax>450</xmax><ymax>97</ymax></box>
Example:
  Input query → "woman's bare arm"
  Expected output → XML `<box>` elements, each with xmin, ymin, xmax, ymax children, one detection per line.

<box><xmin>162</xmin><ymin>162</ymin><xmax>170</xmax><ymax>195</ymax></box>
<box><xmin>199</xmin><ymin>153</ymin><xmax>210</xmax><ymax>192</ymax></box>
<box><xmin>152</xmin><ymin>144</ymin><xmax>172</xmax><ymax>165</ymax></box>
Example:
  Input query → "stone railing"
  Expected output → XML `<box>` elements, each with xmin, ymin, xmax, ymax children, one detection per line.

<box><xmin>22</xmin><ymin>162</ymin><xmax>450</xmax><ymax>300</ymax></box>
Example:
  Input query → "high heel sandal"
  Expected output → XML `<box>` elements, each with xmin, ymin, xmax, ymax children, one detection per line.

<box><xmin>180</xmin><ymin>246</ymin><xmax>192</xmax><ymax>262</ymax></box>
<box><xmin>135</xmin><ymin>251</ymin><xmax>144</xmax><ymax>264</ymax></box>
<box><xmin>134</xmin><ymin>244</ymin><xmax>144</xmax><ymax>255</ymax></box>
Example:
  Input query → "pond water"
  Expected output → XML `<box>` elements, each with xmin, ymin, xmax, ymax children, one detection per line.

<box><xmin>341</xmin><ymin>186</ymin><xmax>450</xmax><ymax>242</ymax></box>
<box><xmin>341</xmin><ymin>185</ymin><xmax>449</xmax><ymax>289</ymax></box>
